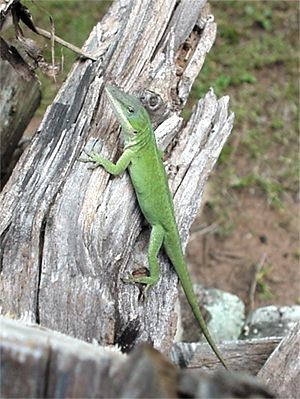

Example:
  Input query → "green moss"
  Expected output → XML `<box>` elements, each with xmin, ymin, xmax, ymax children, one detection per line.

<box><xmin>256</xmin><ymin>264</ymin><xmax>274</xmax><ymax>300</ymax></box>
<box><xmin>294</xmin><ymin>249</ymin><xmax>300</xmax><ymax>260</ymax></box>
<box><xmin>218</xmin><ymin>143</ymin><xmax>234</xmax><ymax>165</ymax></box>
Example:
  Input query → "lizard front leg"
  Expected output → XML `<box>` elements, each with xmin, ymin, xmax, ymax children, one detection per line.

<box><xmin>80</xmin><ymin>149</ymin><xmax>133</xmax><ymax>176</ymax></box>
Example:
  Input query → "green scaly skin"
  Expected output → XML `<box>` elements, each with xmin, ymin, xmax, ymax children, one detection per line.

<box><xmin>83</xmin><ymin>84</ymin><xmax>228</xmax><ymax>369</ymax></box>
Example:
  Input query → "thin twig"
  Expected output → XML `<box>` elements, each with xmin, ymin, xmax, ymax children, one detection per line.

<box><xmin>60</xmin><ymin>47</ymin><xmax>64</xmax><ymax>73</ymax></box>
<box><xmin>209</xmin><ymin>250</ymin><xmax>244</xmax><ymax>261</ymax></box>
<box><xmin>191</xmin><ymin>222</ymin><xmax>219</xmax><ymax>237</ymax></box>
<box><xmin>35</xmin><ymin>26</ymin><xmax>97</xmax><ymax>61</ymax></box>
<box><xmin>248</xmin><ymin>253</ymin><xmax>267</xmax><ymax>313</ymax></box>
<box><xmin>202</xmin><ymin>234</ymin><xmax>208</xmax><ymax>268</ymax></box>
<box><xmin>49</xmin><ymin>16</ymin><xmax>56</xmax><ymax>82</ymax></box>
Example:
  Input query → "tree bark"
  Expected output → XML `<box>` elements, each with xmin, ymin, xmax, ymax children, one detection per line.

<box><xmin>0</xmin><ymin>0</ymin><xmax>234</xmax><ymax>352</ymax></box>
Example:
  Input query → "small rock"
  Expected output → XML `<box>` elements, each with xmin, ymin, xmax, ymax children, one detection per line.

<box><xmin>240</xmin><ymin>305</ymin><xmax>300</xmax><ymax>339</ymax></box>
<box><xmin>178</xmin><ymin>285</ymin><xmax>245</xmax><ymax>343</ymax></box>
<box><xmin>259</xmin><ymin>234</ymin><xmax>268</xmax><ymax>244</ymax></box>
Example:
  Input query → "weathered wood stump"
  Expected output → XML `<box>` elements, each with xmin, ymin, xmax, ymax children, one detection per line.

<box><xmin>0</xmin><ymin>38</ymin><xmax>41</xmax><ymax>185</ymax></box>
<box><xmin>0</xmin><ymin>0</ymin><xmax>234</xmax><ymax>354</ymax></box>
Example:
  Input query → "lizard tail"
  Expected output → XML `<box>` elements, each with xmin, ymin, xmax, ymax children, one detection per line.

<box><xmin>176</xmin><ymin>263</ymin><xmax>228</xmax><ymax>369</ymax></box>
<box><xmin>164</xmin><ymin>237</ymin><xmax>229</xmax><ymax>369</ymax></box>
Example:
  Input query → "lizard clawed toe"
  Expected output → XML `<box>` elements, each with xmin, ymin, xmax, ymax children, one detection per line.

<box><xmin>121</xmin><ymin>274</ymin><xmax>135</xmax><ymax>284</ymax></box>
<box><xmin>121</xmin><ymin>274</ymin><xmax>152</xmax><ymax>301</ymax></box>
<box><xmin>79</xmin><ymin>149</ymin><xmax>94</xmax><ymax>163</ymax></box>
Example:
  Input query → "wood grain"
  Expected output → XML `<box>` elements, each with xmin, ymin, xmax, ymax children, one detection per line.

<box><xmin>258</xmin><ymin>323</ymin><xmax>300</xmax><ymax>399</ymax></box>
<box><xmin>170</xmin><ymin>337</ymin><xmax>282</xmax><ymax>375</ymax></box>
<box><xmin>0</xmin><ymin>316</ymin><xmax>126</xmax><ymax>398</ymax></box>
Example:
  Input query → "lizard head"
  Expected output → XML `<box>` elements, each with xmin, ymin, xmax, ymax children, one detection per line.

<box><xmin>105</xmin><ymin>84</ymin><xmax>151</xmax><ymax>146</ymax></box>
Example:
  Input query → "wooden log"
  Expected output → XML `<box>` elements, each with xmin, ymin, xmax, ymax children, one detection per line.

<box><xmin>179</xmin><ymin>369</ymin><xmax>274</xmax><ymax>398</ymax></box>
<box><xmin>0</xmin><ymin>317</ymin><xmax>275</xmax><ymax>398</ymax></box>
<box><xmin>0</xmin><ymin>0</ymin><xmax>234</xmax><ymax>352</ymax></box>
<box><xmin>0</xmin><ymin>38</ymin><xmax>41</xmax><ymax>185</ymax></box>
<box><xmin>258</xmin><ymin>322</ymin><xmax>300</xmax><ymax>399</ymax></box>
<box><xmin>170</xmin><ymin>337</ymin><xmax>282</xmax><ymax>375</ymax></box>
<box><xmin>0</xmin><ymin>316</ymin><xmax>125</xmax><ymax>398</ymax></box>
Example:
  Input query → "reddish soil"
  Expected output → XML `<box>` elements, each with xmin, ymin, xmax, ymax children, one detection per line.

<box><xmin>187</xmin><ymin>189</ymin><xmax>300</xmax><ymax>313</ymax></box>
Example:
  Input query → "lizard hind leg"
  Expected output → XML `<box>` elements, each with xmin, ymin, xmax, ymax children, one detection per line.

<box><xmin>122</xmin><ymin>225</ymin><xmax>165</xmax><ymax>292</ymax></box>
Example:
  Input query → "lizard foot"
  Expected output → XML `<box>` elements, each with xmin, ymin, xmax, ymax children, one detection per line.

<box><xmin>122</xmin><ymin>269</ymin><xmax>158</xmax><ymax>299</ymax></box>
<box><xmin>121</xmin><ymin>275</ymin><xmax>153</xmax><ymax>300</ymax></box>
<box><xmin>121</xmin><ymin>267</ymin><xmax>151</xmax><ymax>285</ymax></box>
<box><xmin>79</xmin><ymin>150</ymin><xmax>105</xmax><ymax>169</ymax></box>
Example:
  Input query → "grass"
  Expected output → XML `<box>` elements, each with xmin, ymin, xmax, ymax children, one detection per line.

<box><xmin>187</xmin><ymin>0</ymin><xmax>299</xmax><ymax>228</ymax></box>
<box><xmin>256</xmin><ymin>264</ymin><xmax>274</xmax><ymax>301</ymax></box>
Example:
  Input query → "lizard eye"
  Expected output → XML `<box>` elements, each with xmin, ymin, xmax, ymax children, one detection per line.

<box><xmin>127</xmin><ymin>106</ymin><xmax>135</xmax><ymax>113</ymax></box>
<box><xmin>132</xmin><ymin>130</ymin><xmax>138</xmax><ymax>135</ymax></box>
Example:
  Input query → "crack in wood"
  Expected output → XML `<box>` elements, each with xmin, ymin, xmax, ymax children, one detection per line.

<box><xmin>0</xmin><ymin>223</ymin><xmax>11</xmax><ymax>274</ymax></box>
<box><xmin>36</xmin><ymin>212</ymin><xmax>48</xmax><ymax>324</ymax></box>
<box><xmin>149</xmin><ymin>0</ymin><xmax>180</xmax><ymax>63</ymax></box>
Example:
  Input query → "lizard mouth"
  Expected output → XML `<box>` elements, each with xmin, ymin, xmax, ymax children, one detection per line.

<box><xmin>105</xmin><ymin>85</ymin><xmax>134</xmax><ymax>135</ymax></box>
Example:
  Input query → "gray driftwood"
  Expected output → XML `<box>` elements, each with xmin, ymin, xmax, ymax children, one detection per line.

<box><xmin>0</xmin><ymin>317</ymin><xmax>275</xmax><ymax>399</ymax></box>
<box><xmin>0</xmin><ymin>0</ymin><xmax>234</xmax><ymax>352</ymax></box>
<box><xmin>258</xmin><ymin>322</ymin><xmax>300</xmax><ymax>399</ymax></box>
<box><xmin>0</xmin><ymin>38</ymin><xmax>41</xmax><ymax>185</ymax></box>
<box><xmin>170</xmin><ymin>337</ymin><xmax>282</xmax><ymax>375</ymax></box>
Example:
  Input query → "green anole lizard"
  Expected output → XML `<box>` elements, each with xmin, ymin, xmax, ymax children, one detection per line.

<box><xmin>82</xmin><ymin>84</ymin><xmax>228</xmax><ymax>369</ymax></box>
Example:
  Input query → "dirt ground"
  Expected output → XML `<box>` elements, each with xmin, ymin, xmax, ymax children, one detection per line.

<box><xmin>187</xmin><ymin>188</ymin><xmax>299</xmax><ymax>313</ymax></box>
